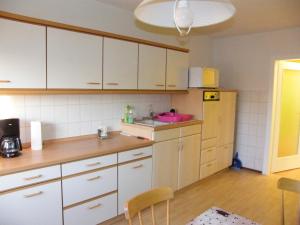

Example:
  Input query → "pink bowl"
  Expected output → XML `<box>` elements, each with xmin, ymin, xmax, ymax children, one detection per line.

<box><xmin>155</xmin><ymin>112</ymin><xmax>193</xmax><ymax>123</ymax></box>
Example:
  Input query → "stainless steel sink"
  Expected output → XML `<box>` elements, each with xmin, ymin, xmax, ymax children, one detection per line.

<box><xmin>134</xmin><ymin>119</ymin><xmax>170</xmax><ymax>127</ymax></box>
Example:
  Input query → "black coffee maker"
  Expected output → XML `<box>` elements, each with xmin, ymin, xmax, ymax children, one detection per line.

<box><xmin>0</xmin><ymin>118</ymin><xmax>22</xmax><ymax>158</ymax></box>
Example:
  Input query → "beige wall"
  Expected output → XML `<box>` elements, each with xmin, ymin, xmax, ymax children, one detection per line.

<box><xmin>212</xmin><ymin>27</ymin><xmax>300</xmax><ymax>172</ymax></box>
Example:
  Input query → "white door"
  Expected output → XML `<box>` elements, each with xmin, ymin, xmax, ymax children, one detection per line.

<box><xmin>166</xmin><ymin>50</ymin><xmax>189</xmax><ymax>90</ymax></box>
<box><xmin>0</xmin><ymin>181</ymin><xmax>63</xmax><ymax>225</ymax></box>
<box><xmin>118</xmin><ymin>158</ymin><xmax>152</xmax><ymax>214</ymax></box>
<box><xmin>138</xmin><ymin>44</ymin><xmax>166</xmax><ymax>90</ymax></box>
<box><xmin>103</xmin><ymin>38</ymin><xmax>138</xmax><ymax>90</ymax></box>
<box><xmin>47</xmin><ymin>27</ymin><xmax>102</xmax><ymax>89</ymax></box>
<box><xmin>0</xmin><ymin>18</ymin><xmax>46</xmax><ymax>88</ymax></box>
<box><xmin>271</xmin><ymin>61</ymin><xmax>300</xmax><ymax>172</ymax></box>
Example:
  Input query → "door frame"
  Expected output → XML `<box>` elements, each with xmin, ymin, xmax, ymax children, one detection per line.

<box><xmin>263</xmin><ymin>56</ymin><xmax>300</xmax><ymax>174</ymax></box>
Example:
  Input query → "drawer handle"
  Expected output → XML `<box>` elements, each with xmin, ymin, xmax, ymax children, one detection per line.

<box><xmin>88</xmin><ymin>203</ymin><xmax>102</xmax><ymax>210</ymax></box>
<box><xmin>168</xmin><ymin>84</ymin><xmax>176</xmax><ymax>87</ymax></box>
<box><xmin>86</xmin><ymin>162</ymin><xmax>101</xmax><ymax>167</ymax></box>
<box><xmin>87</xmin><ymin>176</ymin><xmax>101</xmax><ymax>181</ymax></box>
<box><xmin>207</xmin><ymin>149</ymin><xmax>214</xmax><ymax>152</ymax></box>
<box><xmin>0</xmin><ymin>80</ymin><xmax>11</xmax><ymax>83</ymax></box>
<box><xmin>87</xmin><ymin>82</ymin><xmax>101</xmax><ymax>85</ymax></box>
<box><xmin>24</xmin><ymin>174</ymin><xmax>43</xmax><ymax>181</ymax></box>
<box><xmin>24</xmin><ymin>191</ymin><xmax>43</xmax><ymax>198</ymax></box>
<box><xmin>155</xmin><ymin>84</ymin><xmax>165</xmax><ymax>87</ymax></box>
<box><xmin>106</xmin><ymin>83</ymin><xmax>119</xmax><ymax>86</ymax></box>
<box><xmin>133</xmin><ymin>152</ymin><xmax>144</xmax><ymax>157</ymax></box>
<box><xmin>206</xmin><ymin>164</ymin><xmax>213</xmax><ymax>167</ymax></box>
<box><xmin>133</xmin><ymin>164</ymin><xmax>143</xmax><ymax>169</ymax></box>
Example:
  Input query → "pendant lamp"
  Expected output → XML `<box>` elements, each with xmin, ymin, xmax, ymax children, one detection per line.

<box><xmin>134</xmin><ymin>0</ymin><xmax>236</xmax><ymax>36</ymax></box>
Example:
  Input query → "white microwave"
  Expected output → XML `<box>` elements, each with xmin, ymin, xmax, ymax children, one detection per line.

<box><xmin>188</xmin><ymin>67</ymin><xmax>219</xmax><ymax>88</ymax></box>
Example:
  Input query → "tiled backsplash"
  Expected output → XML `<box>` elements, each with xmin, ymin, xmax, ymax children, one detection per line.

<box><xmin>235</xmin><ymin>90</ymin><xmax>269</xmax><ymax>171</ymax></box>
<box><xmin>0</xmin><ymin>94</ymin><xmax>171</xmax><ymax>143</ymax></box>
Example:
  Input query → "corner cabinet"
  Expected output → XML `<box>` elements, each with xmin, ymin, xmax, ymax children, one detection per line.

<box><xmin>0</xmin><ymin>18</ymin><xmax>46</xmax><ymax>88</ymax></box>
<box><xmin>138</xmin><ymin>44</ymin><xmax>166</xmax><ymax>90</ymax></box>
<box><xmin>103</xmin><ymin>38</ymin><xmax>138</xmax><ymax>90</ymax></box>
<box><xmin>47</xmin><ymin>28</ymin><xmax>103</xmax><ymax>89</ymax></box>
<box><xmin>0</xmin><ymin>181</ymin><xmax>63</xmax><ymax>225</ymax></box>
<box><xmin>166</xmin><ymin>49</ymin><xmax>189</xmax><ymax>90</ymax></box>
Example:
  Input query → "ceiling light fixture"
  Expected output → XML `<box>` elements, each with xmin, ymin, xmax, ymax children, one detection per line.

<box><xmin>134</xmin><ymin>0</ymin><xmax>236</xmax><ymax>36</ymax></box>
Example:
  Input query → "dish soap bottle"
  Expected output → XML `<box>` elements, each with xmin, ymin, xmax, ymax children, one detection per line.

<box><xmin>127</xmin><ymin>105</ymin><xmax>134</xmax><ymax>124</ymax></box>
<box><xmin>123</xmin><ymin>105</ymin><xmax>130</xmax><ymax>123</ymax></box>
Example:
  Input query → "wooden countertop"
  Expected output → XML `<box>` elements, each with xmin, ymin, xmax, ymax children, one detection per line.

<box><xmin>0</xmin><ymin>132</ymin><xmax>153</xmax><ymax>176</ymax></box>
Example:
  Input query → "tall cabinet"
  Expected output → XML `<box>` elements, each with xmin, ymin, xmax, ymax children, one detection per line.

<box><xmin>217</xmin><ymin>92</ymin><xmax>237</xmax><ymax>171</ymax></box>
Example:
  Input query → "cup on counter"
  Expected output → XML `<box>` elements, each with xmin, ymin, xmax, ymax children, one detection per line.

<box><xmin>97</xmin><ymin>126</ymin><xmax>108</xmax><ymax>139</ymax></box>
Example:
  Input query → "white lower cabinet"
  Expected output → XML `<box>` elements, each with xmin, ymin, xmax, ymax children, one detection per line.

<box><xmin>62</xmin><ymin>167</ymin><xmax>117</xmax><ymax>206</ymax></box>
<box><xmin>0</xmin><ymin>181</ymin><xmax>63</xmax><ymax>225</ymax></box>
<box><xmin>64</xmin><ymin>193</ymin><xmax>117</xmax><ymax>225</ymax></box>
<box><xmin>118</xmin><ymin>158</ymin><xmax>152</xmax><ymax>214</ymax></box>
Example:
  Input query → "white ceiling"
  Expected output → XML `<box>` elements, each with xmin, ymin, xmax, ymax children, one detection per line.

<box><xmin>96</xmin><ymin>0</ymin><xmax>300</xmax><ymax>37</ymax></box>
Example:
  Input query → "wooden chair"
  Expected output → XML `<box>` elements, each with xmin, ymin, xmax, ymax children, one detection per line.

<box><xmin>124</xmin><ymin>187</ymin><xmax>174</xmax><ymax>225</ymax></box>
<box><xmin>278</xmin><ymin>177</ymin><xmax>300</xmax><ymax>225</ymax></box>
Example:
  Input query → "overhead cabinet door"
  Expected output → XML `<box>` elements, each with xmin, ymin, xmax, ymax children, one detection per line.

<box><xmin>0</xmin><ymin>18</ymin><xmax>46</xmax><ymax>88</ymax></box>
<box><xmin>138</xmin><ymin>44</ymin><xmax>166</xmax><ymax>90</ymax></box>
<box><xmin>166</xmin><ymin>50</ymin><xmax>189</xmax><ymax>90</ymax></box>
<box><xmin>47</xmin><ymin>28</ymin><xmax>102</xmax><ymax>89</ymax></box>
<box><xmin>103</xmin><ymin>38</ymin><xmax>138</xmax><ymax>89</ymax></box>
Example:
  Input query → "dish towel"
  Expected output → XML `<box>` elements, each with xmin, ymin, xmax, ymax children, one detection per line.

<box><xmin>186</xmin><ymin>207</ymin><xmax>260</xmax><ymax>225</ymax></box>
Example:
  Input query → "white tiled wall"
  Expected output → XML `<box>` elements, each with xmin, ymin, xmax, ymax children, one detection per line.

<box><xmin>235</xmin><ymin>90</ymin><xmax>269</xmax><ymax>171</ymax></box>
<box><xmin>0</xmin><ymin>94</ymin><xmax>171</xmax><ymax>143</ymax></box>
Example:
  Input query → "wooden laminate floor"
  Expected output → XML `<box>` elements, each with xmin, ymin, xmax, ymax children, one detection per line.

<box><xmin>103</xmin><ymin>169</ymin><xmax>300</xmax><ymax>225</ymax></box>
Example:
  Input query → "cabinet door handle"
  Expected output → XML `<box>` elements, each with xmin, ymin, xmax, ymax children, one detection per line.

<box><xmin>206</xmin><ymin>163</ymin><xmax>213</xmax><ymax>167</ymax></box>
<box><xmin>86</xmin><ymin>162</ymin><xmax>101</xmax><ymax>167</ymax></box>
<box><xmin>0</xmin><ymin>80</ymin><xmax>11</xmax><ymax>83</ymax></box>
<box><xmin>87</xmin><ymin>82</ymin><xmax>101</xmax><ymax>85</ymax></box>
<box><xmin>133</xmin><ymin>164</ymin><xmax>143</xmax><ymax>169</ymax></box>
<box><xmin>87</xmin><ymin>176</ymin><xmax>101</xmax><ymax>181</ymax></box>
<box><xmin>106</xmin><ymin>83</ymin><xmax>119</xmax><ymax>86</ymax></box>
<box><xmin>88</xmin><ymin>203</ymin><xmax>102</xmax><ymax>210</ymax></box>
<box><xmin>168</xmin><ymin>84</ymin><xmax>176</xmax><ymax>87</ymax></box>
<box><xmin>24</xmin><ymin>174</ymin><xmax>43</xmax><ymax>181</ymax></box>
<box><xmin>133</xmin><ymin>152</ymin><xmax>144</xmax><ymax>157</ymax></box>
<box><xmin>155</xmin><ymin>84</ymin><xmax>165</xmax><ymax>87</ymax></box>
<box><xmin>24</xmin><ymin>191</ymin><xmax>43</xmax><ymax>198</ymax></box>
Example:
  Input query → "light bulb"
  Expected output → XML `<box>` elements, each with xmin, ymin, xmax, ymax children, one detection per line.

<box><xmin>174</xmin><ymin>0</ymin><xmax>193</xmax><ymax>36</ymax></box>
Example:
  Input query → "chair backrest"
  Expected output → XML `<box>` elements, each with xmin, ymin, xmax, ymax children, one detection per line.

<box><xmin>278</xmin><ymin>178</ymin><xmax>300</xmax><ymax>225</ymax></box>
<box><xmin>124</xmin><ymin>187</ymin><xmax>174</xmax><ymax>225</ymax></box>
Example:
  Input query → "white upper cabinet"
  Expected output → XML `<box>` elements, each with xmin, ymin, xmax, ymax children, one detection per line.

<box><xmin>47</xmin><ymin>27</ymin><xmax>102</xmax><ymax>89</ymax></box>
<box><xmin>166</xmin><ymin>50</ymin><xmax>189</xmax><ymax>90</ymax></box>
<box><xmin>103</xmin><ymin>38</ymin><xmax>138</xmax><ymax>90</ymax></box>
<box><xmin>0</xmin><ymin>18</ymin><xmax>46</xmax><ymax>89</ymax></box>
<box><xmin>138</xmin><ymin>44</ymin><xmax>166</xmax><ymax>90</ymax></box>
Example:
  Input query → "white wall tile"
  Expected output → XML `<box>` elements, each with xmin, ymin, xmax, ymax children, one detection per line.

<box><xmin>2</xmin><ymin>94</ymin><xmax>171</xmax><ymax>144</ymax></box>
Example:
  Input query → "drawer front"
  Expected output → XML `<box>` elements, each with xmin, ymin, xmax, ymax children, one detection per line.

<box><xmin>118</xmin><ymin>146</ymin><xmax>152</xmax><ymax>163</ymax></box>
<box><xmin>0</xmin><ymin>181</ymin><xmax>63</xmax><ymax>225</ymax></box>
<box><xmin>180</xmin><ymin>124</ymin><xmax>201</xmax><ymax>137</ymax></box>
<box><xmin>118</xmin><ymin>158</ymin><xmax>152</xmax><ymax>214</ymax></box>
<box><xmin>0</xmin><ymin>165</ymin><xmax>61</xmax><ymax>192</ymax></box>
<box><xmin>201</xmin><ymin>147</ymin><xmax>217</xmax><ymax>165</ymax></box>
<box><xmin>154</xmin><ymin>128</ymin><xmax>180</xmax><ymax>142</ymax></box>
<box><xmin>62</xmin><ymin>167</ymin><xmax>117</xmax><ymax>206</ymax></box>
<box><xmin>62</xmin><ymin>154</ymin><xmax>117</xmax><ymax>177</ymax></box>
<box><xmin>200</xmin><ymin>160</ymin><xmax>217</xmax><ymax>180</ymax></box>
<box><xmin>201</xmin><ymin>137</ymin><xmax>217</xmax><ymax>149</ymax></box>
<box><xmin>64</xmin><ymin>193</ymin><xmax>117</xmax><ymax>225</ymax></box>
